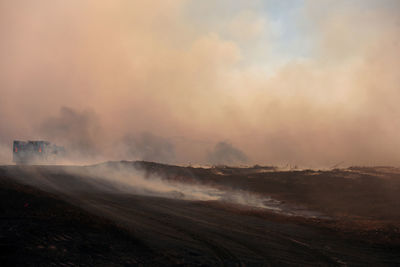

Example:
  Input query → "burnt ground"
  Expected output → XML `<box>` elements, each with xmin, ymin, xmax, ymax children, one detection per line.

<box><xmin>0</xmin><ymin>162</ymin><xmax>400</xmax><ymax>266</ymax></box>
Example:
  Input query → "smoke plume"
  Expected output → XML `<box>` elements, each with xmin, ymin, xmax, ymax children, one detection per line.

<box><xmin>1</xmin><ymin>1</ymin><xmax>400</xmax><ymax>166</ymax></box>
<box><xmin>207</xmin><ymin>142</ymin><xmax>248</xmax><ymax>165</ymax></box>
<box><xmin>38</xmin><ymin>107</ymin><xmax>102</xmax><ymax>159</ymax></box>
<box><xmin>120</xmin><ymin>132</ymin><xmax>176</xmax><ymax>163</ymax></box>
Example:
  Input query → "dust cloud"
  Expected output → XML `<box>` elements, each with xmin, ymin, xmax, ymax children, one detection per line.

<box><xmin>1</xmin><ymin>1</ymin><xmax>400</xmax><ymax>167</ymax></box>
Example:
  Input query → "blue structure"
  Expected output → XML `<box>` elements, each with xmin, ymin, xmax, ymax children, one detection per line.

<box><xmin>13</xmin><ymin>140</ymin><xmax>65</xmax><ymax>164</ymax></box>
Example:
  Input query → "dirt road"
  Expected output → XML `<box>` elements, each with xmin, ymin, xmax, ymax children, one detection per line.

<box><xmin>1</xmin><ymin>163</ymin><xmax>399</xmax><ymax>266</ymax></box>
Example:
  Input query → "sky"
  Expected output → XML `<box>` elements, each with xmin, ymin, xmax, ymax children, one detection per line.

<box><xmin>0</xmin><ymin>0</ymin><xmax>399</xmax><ymax>167</ymax></box>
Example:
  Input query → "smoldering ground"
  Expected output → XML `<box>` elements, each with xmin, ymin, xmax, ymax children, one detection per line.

<box><xmin>3</xmin><ymin>162</ymin><xmax>322</xmax><ymax>218</ymax></box>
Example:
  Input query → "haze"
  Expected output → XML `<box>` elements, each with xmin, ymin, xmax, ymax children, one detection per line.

<box><xmin>1</xmin><ymin>0</ymin><xmax>399</xmax><ymax>167</ymax></box>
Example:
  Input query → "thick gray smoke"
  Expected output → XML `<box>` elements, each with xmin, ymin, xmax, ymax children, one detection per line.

<box><xmin>120</xmin><ymin>132</ymin><xmax>175</xmax><ymax>163</ymax></box>
<box><xmin>37</xmin><ymin>107</ymin><xmax>102</xmax><ymax>159</ymax></box>
<box><xmin>1</xmin><ymin>1</ymin><xmax>400</xmax><ymax>167</ymax></box>
<box><xmin>207</xmin><ymin>142</ymin><xmax>248</xmax><ymax>165</ymax></box>
<box><xmin>33</xmin><ymin>107</ymin><xmax>178</xmax><ymax>164</ymax></box>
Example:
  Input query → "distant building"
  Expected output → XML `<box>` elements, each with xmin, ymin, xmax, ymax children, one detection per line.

<box><xmin>13</xmin><ymin>140</ymin><xmax>65</xmax><ymax>164</ymax></box>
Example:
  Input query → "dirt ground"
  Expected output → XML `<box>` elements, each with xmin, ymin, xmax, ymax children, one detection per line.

<box><xmin>1</xmin><ymin>162</ymin><xmax>399</xmax><ymax>266</ymax></box>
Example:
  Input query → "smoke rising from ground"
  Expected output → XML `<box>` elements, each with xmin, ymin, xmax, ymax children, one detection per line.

<box><xmin>7</xmin><ymin>162</ymin><xmax>312</xmax><ymax>216</ymax></box>
<box><xmin>38</xmin><ymin>107</ymin><xmax>102</xmax><ymax>159</ymax></box>
<box><xmin>1</xmin><ymin>1</ymin><xmax>400</xmax><ymax>166</ymax></box>
<box><xmin>120</xmin><ymin>132</ymin><xmax>176</xmax><ymax>164</ymax></box>
<box><xmin>207</xmin><ymin>142</ymin><xmax>248</xmax><ymax>165</ymax></box>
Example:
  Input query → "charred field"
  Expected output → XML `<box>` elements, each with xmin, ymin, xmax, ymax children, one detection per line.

<box><xmin>0</xmin><ymin>162</ymin><xmax>400</xmax><ymax>266</ymax></box>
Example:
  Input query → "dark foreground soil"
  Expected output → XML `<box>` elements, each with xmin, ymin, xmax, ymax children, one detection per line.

<box><xmin>0</xmin><ymin>162</ymin><xmax>400</xmax><ymax>266</ymax></box>
<box><xmin>0</xmin><ymin>173</ymin><xmax>160</xmax><ymax>266</ymax></box>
